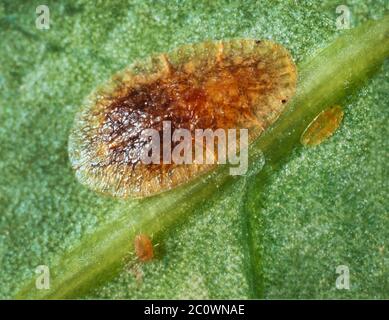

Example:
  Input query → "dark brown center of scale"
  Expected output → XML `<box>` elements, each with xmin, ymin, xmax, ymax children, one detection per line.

<box><xmin>99</xmin><ymin>61</ymin><xmax>271</xmax><ymax>167</ymax></box>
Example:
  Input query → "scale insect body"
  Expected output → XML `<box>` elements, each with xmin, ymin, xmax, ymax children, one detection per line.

<box><xmin>69</xmin><ymin>39</ymin><xmax>297</xmax><ymax>198</ymax></box>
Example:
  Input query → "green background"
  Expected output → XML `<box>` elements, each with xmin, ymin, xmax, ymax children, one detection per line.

<box><xmin>0</xmin><ymin>0</ymin><xmax>387</xmax><ymax>298</ymax></box>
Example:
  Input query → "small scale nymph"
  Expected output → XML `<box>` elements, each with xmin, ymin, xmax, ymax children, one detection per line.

<box><xmin>134</xmin><ymin>234</ymin><xmax>154</xmax><ymax>262</ymax></box>
<box><xmin>301</xmin><ymin>105</ymin><xmax>344</xmax><ymax>147</ymax></box>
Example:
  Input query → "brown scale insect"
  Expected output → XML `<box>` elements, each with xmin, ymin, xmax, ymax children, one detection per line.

<box><xmin>134</xmin><ymin>234</ymin><xmax>154</xmax><ymax>262</ymax></box>
<box><xmin>68</xmin><ymin>39</ymin><xmax>297</xmax><ymax>198</ymax></box>
<box><xmin>301</xmin><ymin>105</ymin><xmax>344</xmax><ymax>147</ymax></box>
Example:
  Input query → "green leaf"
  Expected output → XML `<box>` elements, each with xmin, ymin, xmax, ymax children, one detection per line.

<box><xmin>1</xmin><ymin>1</ymin><xmax>388</xmax><ymax>299</ymax></box>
